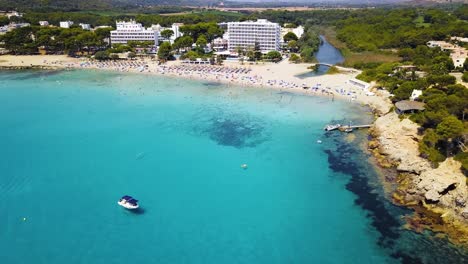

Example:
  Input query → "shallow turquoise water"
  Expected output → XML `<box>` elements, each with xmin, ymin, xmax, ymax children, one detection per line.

<box><xmin>0</xmin><ymin>70</ymin><xmax>462</xmax><ymax>263</ymax></box>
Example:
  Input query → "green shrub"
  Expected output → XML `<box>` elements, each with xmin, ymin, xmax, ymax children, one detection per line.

<box><xmin>462</xmin><ymin>72</ymin><xmax>468</xmax><ymax>83</ymax></box>
<box><xmin>94</xmin><ymin>51</ymin><xmax>109</xmax><ymax>61</ymax></box>
<box><xmin>419</xmin><ymin>141</ymin><xmax>446</xmax><ymax>166</ymax></box>
<box><xmin>455</xmin><ymin>152</ymin><xmax>468</xmax><ymax>176</ymax></box>
<box><xmin>289</xmin><ymin>53</ymin><xmax>301</xmax><ymax>63</ymax></box>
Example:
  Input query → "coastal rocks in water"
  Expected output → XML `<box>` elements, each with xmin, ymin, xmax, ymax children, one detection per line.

<box><xmin>373</xmin><ymin>111</ymin><xmax>468</xmax><ymax>245</ymax></box>
<box><xmin>416</xmin><ymin>159</ymin><xmax>468</xmax><ymax>209</ymax></box>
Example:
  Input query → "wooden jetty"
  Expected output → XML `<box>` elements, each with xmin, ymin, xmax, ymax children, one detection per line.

<box><xmin>324</xmin><ymin>123</ymin><xmax>372</xmax><ymax>132</ymax></box>
<box><xmin>338</xmin><ymin>124</ymin><xmax>372</xmax><ymax>132</ymax></box>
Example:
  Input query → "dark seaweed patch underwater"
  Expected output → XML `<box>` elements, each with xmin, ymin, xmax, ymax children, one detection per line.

<box><xmin>323</xmin><ymin>130</ymin><xmax>468</xmax><ymax>264</ymax></box>
<box><xmin>204</xmin><ymin>115</ymin><xmax>269</xmax><ymax>148</ymax></box>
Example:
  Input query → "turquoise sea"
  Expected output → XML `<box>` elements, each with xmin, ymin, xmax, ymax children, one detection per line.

<box><xmin>0</xmin><ymin>70</ymin><xmax>466</xmax><ymax>264</ymax></box>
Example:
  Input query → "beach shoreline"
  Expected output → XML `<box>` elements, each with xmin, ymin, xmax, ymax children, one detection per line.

<box><xmin>0</xmin><ymin>55</ymin><xmax>392</xmax><ymax>114</ymax></box>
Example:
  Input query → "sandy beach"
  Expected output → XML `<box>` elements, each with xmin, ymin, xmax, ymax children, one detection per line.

<box><xmin>0</xmin><ymin>55</ymin><xmax>392</xmax><ymax>113</ymax></box>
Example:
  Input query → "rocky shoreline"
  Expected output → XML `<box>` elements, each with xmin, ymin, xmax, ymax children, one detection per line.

<box><xmin>368</xmin><ymin>110</ymin><xmax>468</xmax><ymax>246</ymax></box>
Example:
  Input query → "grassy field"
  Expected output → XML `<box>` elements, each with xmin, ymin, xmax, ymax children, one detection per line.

<box><xmin>413</xmin><ymin>15</ymin><xmax>431</xmax><ymax>28</ymax></box>
<box><xmin>319</xmin><ymin>26</ymin><xmax>401</xmax><ymax>67</ymax></box>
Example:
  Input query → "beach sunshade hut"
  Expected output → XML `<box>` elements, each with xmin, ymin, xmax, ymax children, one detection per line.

<box><xmin>395</xmin><ymin>100</ymin><xmax>425</xmax><ymax>114</ymax></box>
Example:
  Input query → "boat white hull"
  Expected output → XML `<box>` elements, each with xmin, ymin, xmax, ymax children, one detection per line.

<box><xmin>118</xmin><ymin>200</ymin><xmax>139</xmax><ymax>210</ymax></box>
<box><xmin>324</xmin><ymin>124</ymin><xmax>341</xmax><ymax>131</ymax></box>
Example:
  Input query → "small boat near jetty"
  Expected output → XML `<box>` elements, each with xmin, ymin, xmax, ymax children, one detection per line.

<box><xmin>324</xmin><ymin>124</ymin><xmax>341</xmax><ymax>131</ymax></box>
<box><xmin>118</xmin><ymin>195</ymin><xmax>139</xmax><ymax>210</ymax></box>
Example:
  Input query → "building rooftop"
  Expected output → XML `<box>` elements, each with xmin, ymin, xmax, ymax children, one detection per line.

<box><xmin>395</xmin><ymin>100</ymin><xmax>425</xmax><ymax>112</ymax></box>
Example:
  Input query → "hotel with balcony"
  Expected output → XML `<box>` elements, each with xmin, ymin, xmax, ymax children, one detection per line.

<box><xmin>110</xmin><ymin>20</ymin><xmax>158</xmax><ymax>46</ymax></box>
<box><xmin>227</xmin><ymin>19</ymin><xmax>281</xmax><ymax>54</ymax></box>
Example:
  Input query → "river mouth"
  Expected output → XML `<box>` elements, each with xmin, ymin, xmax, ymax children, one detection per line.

<box><xmin>294</xmin><ymin>35</ymin><xmax>345</xmax><ymax>79</ymax></box>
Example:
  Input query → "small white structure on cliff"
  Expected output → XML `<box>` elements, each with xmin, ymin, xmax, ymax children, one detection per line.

<box><xmin>410</xmin><ymin>89</ymin><xmax>423</xmax><ymax>101</ymax></box>
<box><xmin>60</xmin><ymin>21</ymin><xmax>74</xmax><ymax>28</ymax></box>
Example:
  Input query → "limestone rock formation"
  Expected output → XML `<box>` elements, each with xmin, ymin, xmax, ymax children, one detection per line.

<box><xmin>373</xmin><ymin>112</ymin><xmax>468</xmax><ymax>223</ymax></box>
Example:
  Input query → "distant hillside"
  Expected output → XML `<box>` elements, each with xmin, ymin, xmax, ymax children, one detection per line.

<box><xmin>0</xmin><ymin>0</ymin><xmax>121</xmax><ymax>11</ymax></box>
<box><xmin>0</xmin><ymin>0</ymin><xmax>223</xmax><ymax>12</ymax></box>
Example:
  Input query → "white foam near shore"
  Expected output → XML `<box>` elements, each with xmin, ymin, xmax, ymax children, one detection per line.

<box><xmin>0</xmin><ymin>55</ymin><xmax>392</xmax><ymax>113</ymax></box>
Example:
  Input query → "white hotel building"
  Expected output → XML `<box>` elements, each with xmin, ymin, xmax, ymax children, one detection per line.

<box><xmin>227</xmin><ymin>19</ymin><xmax>281</xmax><ymax>54</ymax></box>
<box><xmin>110</xmin><ymin>20</ymin><xmax>158</xmax><ymax>45</ymax></box>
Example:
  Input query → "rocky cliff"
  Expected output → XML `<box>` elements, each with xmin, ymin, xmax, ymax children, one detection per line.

<box><xmin>371</xmin><ymin>111</ymin><xmax>468</xmax><ymax>244</ymax></box>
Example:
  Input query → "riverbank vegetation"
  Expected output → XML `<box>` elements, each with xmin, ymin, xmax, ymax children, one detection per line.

<box><xmin>318</xmin><ymin>26</ymin><xmax>401</xmax><ymax>67</ymax></box>
<box><xmin>296</xmin><ymin>26</ymin><xmax>321</xmax><ymax>63</ymax></box>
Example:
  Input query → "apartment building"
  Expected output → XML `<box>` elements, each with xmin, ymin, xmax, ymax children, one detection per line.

<box><xmin>150</xmin><ymin>23</ymin><xmax>183</xmax><ymax>44</ymax></box>
<box><xmin>110</xmin><ymin>20</ymin><xmax>158</xmax><ymax>45</ymax></box>
<box><xmin>227</xmin><ymin>19</ymin><xmax>281</xmax><ymax>54</ymax></box>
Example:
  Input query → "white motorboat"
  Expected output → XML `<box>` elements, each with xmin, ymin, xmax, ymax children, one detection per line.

<box><xmin>118</xmin><ymin>195</ymin><xmax>139</xmax><ymax>210</ymax></box>
<box><xmin>324</xmin><ymin>124</ymin><xmax>341</xmax><ymax>131</ymax></box>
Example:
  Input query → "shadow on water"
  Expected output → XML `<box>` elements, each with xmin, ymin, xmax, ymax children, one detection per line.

<box><xmin>126</xmin><ymin>207</ymin><xmax>146</xmax><ymax>215</ymax></box>
<box><xmin>203</xmin><ymin>82</ymin><xmax>223</xmax><ymax>88</ymax></box>
<box><xmin>323</xmin><ymin>127</ymin><xmax>468</xmax><ymax>264</ymax></box>
<box><xmin>8</xmin><ymin>70</ymin><xmax>64</xmax><ymax>80</ymax></box>
<box><xmin>294</xmin><ymin>65</ymin><xmax>329</xmax><ymax>79</ymax></box>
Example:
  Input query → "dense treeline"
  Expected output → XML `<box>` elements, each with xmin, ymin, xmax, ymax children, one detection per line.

<box><xmin>134</xmin><ymin>12</ymin><xmax>242</xmax><ymax>27</ymax></box>
<box><xmin>0</xmin><ymin>0</ymin><xmax>199</xmax><ymax>13</ymax></box>
<box><xmin>8</xmin><ymin>11</ymin><xmax>243</xmax><ymax>28</ymax></box>
<box><xmin>240</xmin><ymin>9</ymin><xmax>352</xmax><ymax>26</ymax></box>
<box><xmin>335</xmin><ymin>7</ymin><xmax>468</xmax><ymax>52</ymax></box>
<box><xmin>0</xmin><ymin>0</ymin><xmax>119</xmax><ymax>12</ymax></box>
<box><xmin>453</xmin><ymin>4</ymin><xmax>468</xmax><ymax>20</ymax></box>
<box><xmin>0</xmin><ymin>26</ymin><xmax>111</xmax><ymax>55</ymax></box>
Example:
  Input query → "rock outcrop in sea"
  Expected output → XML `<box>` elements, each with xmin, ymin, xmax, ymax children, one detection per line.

<box><xmin>370</xmin><ymin>111</ymin><xmax>468</xmax><ymax>245</ymax></box>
